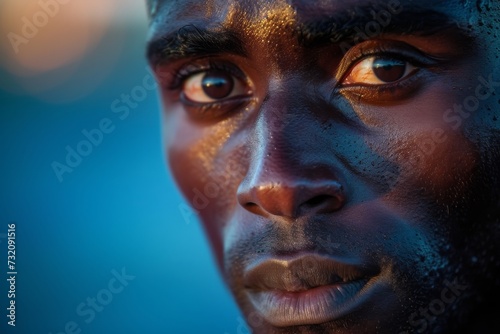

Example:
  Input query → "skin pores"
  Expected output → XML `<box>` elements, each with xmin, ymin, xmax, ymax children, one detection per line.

<box><xmin>147</xmin><ymin>0</ymin><xmax>500</xmax><ymax>332</ymax></box>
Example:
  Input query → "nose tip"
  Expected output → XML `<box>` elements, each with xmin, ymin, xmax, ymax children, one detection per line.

<box><xmin>237</xmin><ymin>181</ymin><xmax>346</xmax><ymax>218</ymax></box>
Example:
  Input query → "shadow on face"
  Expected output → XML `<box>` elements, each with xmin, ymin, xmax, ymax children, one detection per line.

<box><xmin>147</xmin><ymin>0</ymin><xmax>500</xmax><ymax>332</ymax></box>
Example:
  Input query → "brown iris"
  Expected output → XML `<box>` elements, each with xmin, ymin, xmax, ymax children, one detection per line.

<box><xmin>202</xmin><ymin>71</ymin><xmax>235</xmax><ymax>99</ymax></box>
<box><xmin>372</xmin><ymin>58</ymin><xmax>407</xmax><ymax>83</ymax></box>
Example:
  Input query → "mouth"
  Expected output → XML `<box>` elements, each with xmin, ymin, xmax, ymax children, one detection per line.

<box><xmin>243</xmin><ymin>254</ymin><xmax>379</xmax><ymax>327</ymax></box>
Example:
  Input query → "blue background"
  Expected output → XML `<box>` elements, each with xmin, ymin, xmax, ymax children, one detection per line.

<box><xmin>0</xmin><ymin>6</ymin><xmax>246</xmax><ymax>334</ymax></box>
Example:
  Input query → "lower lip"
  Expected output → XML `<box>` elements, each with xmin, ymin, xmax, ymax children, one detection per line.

<box><xmin>246</xmin><ymin>278</ymin><xmax>373</xmax><ymax>327</ymax></box>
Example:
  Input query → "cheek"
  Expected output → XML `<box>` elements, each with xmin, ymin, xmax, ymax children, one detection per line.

<box><xmin>364</xmin><ymin>82</ymin><xmax>480</xmax><ymax>203</ymax></box>
<box><xmin>165</xmin><ymin>104</ymin><xmax>249</xmax><ymax>226</ymax></box>
<box><xmin>394</xmin><ymin>127</ymin><xmax>477</xmax><ymax>192</ymax></box>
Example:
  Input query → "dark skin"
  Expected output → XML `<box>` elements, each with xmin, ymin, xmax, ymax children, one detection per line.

<box><xmin>147</xmin><ymin>0</ymin><xmax>500</xmax><ymax>333</ymax></box>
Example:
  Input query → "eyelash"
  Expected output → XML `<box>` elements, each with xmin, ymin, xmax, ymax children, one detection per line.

<box><xmin>331</xmin><ymin>44</ymin><xmax>442</xmax><ymax>102</ymax></box>
<box><xmin>168</xmin><ymin>60</ymin><xmax>246</xmax><ymax>91</ymax></box>
<box><xmin>356</xmin><ymin>45</ymin><xmax>441</xmax><ymax>79</ymax></box>
<box><xmin>164</xmin><ymin>43</ymin><xmax>441</xmax><ymax>116</ymax></box>
<box><xmin>163</xmin><ymin>59</ymin><xmax>252</xmax><ymax>120</ymax></box>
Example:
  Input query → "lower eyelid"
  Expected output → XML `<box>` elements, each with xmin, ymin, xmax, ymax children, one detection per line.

<box><xmin>182</xmin><ymin>96</ymin><xmax>254</xmax><ymax>122</ymax></box>
<box><xmin>336</xmin><ymin>39</ymin><xmax>449</xmax><ymax>89</ymax></box>
<box><xmin>338</xmin><ymin>68</ymin><xmax>427</xmax><ymax>102</ymax></box>
<box><xmin>181</xmin><ymin>82</ymin><xmax>252</xmax><ymax>107</ymax></box>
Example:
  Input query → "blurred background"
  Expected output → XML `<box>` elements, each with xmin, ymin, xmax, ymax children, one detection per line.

<box><xmin>0</xmin><ymin>0</ymin><xmax>245</xmax><ymax>333</ymax></box>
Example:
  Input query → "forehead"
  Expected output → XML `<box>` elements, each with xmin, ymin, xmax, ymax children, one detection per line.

<box><xmin>149</xmin><ymin>0</ymin><xmax>468</xmax><ymax>35</ymax></box>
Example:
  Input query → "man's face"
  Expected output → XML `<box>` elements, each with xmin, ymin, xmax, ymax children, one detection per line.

<box><xmin>148</xmin><ymin>0</ymin><xmax>500</xmax><ymax>332</ymax></box>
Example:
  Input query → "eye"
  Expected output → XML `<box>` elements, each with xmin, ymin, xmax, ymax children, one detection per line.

<box><xmin>182</xmin><ymin>70</ymin><xmax>250</xmax><ymax>103</ymax></box>
<box><xmin>343</xmin><ymin>56</ymin><xmax>417</xmax><ymax>86</ymax></box>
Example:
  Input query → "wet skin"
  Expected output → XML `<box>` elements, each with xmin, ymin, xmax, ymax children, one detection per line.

<box><xmin>147</xmin><ymin>0</ymin><xmax>500</xmax><ymax>333</ymax></box>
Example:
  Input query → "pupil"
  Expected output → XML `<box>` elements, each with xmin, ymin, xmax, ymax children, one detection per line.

<box><xmin>372</xmin><ymin>58</ymin><xmax>407</xmax><ymax>83</ymax></box>
<box><xmin>202</xmin><ymin>71</ymin><xmax>234</xmax><ymax>99</ymax></box>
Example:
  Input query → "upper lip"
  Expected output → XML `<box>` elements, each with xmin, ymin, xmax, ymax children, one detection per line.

<box><xmin>244</xmin><ymin>254</ymin><xmax>377</xmax><ymax>292</ymax></box>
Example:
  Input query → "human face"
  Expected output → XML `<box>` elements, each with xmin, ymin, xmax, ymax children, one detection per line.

<box><xmin>147</xmin><ymin>0</ymin><xmax>500</xmax><ymax>332</ymax></box>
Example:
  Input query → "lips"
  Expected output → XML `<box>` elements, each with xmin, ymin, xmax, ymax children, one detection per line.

<box><xmin>243</xmin><ymin>254</ymin><xmax>379</xmax><ymax>327</ymax></box>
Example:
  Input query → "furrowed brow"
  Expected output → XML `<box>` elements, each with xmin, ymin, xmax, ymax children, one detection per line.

<box><xmin>297</xmin><ymin>8</ymin><xmax>465</xmax><ymax>48</ymax></box>
<box><xmin>147</xmin><ymin>24</ymin><xmax>247</xmax><ymax>65</ymax></box>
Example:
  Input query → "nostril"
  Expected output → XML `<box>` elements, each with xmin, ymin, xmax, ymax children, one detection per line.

<box><xmin>237</xmin><ymin>180</ymin><xmax>346</xmax><ymax>217</ymax></box>
<box><xmin>244</xmin><ymin>202</ymin><xmax>263</xmax><ymax>215</ymax></box>
<box><xmin>303</xmin><ymin>195</ymin><xmax>334</xmax><ymax>208</ymax></box>
<box><xmin>300</xmin><ymin>194</ymin><xmax>344</xmax><ymax>214</ymax></box>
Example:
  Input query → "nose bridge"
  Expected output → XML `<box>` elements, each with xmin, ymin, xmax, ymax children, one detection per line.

<box><xmin>246</xmin><ymin>85</ymin><xmax>308</xmax><ymax>185</ymax></box>
<box><xmin>237</xmin><ymin>88</ymin><xmax>346</xmax><ymax>218</ymax></box>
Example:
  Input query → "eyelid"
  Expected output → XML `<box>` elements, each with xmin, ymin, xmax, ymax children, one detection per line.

<box><xmin>343</xmin><ymin>58</ymin><xmax>417</xmax><ymax>86</ymax></box>
<box><xmin>335</xmin><ymin>40</ymin><xmax>444</xmax><ymax>87</ymax></box>
<box><xmin>162</xmin><ymin>58</ymin><xmax>255</xmax><ymax>122</ymax></box>
<box><xmin>180</xmin><ymin>95</ymin><xmax>254</xmax><ymax>123</ymax></box>
<box><xmin>182</xmin><ymin>71</ymin><xmax>252</xmax><ymax>104</ymax></box>
<box><xmin>167</xmin><ymin>59</ymin><xmax>248</xmax><ymax>91</ymax></box>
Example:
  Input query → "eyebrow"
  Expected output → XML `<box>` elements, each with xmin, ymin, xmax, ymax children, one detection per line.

<box><xmin>147</xmin><ymin>7</ymin><xmax>467</xmax><ymax>64</ymax></box>
<box><xmin>297</xmin><ymin>8</ymin><xmax>464</xmax><ymax>48</ymax></box>
<box><xmin>147</xmin><ymin>24</ymin><xmax>247</xmax><ymax>65</ymax></box>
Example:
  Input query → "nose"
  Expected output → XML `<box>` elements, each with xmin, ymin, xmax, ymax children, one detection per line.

<box><xmin>237</xmin><ymin>177</ymin><xmax>346</xmax><ymax>218</ymax></box>
<box><xmin>236</xmin><ymin>91</ymin><xmax>347</xmax><ymax>218</ymax></box>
